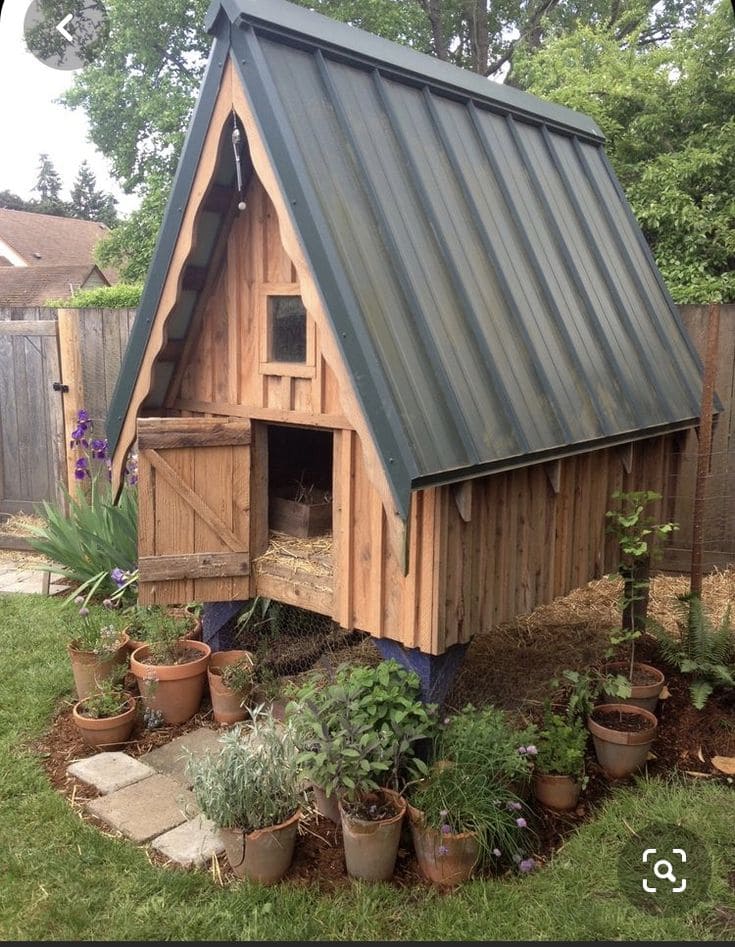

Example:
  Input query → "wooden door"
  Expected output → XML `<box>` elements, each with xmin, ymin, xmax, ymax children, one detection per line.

<box><xmin>137</xmin><ymin>417</ymin><xmax>251</xmax><ymax>604</ymax></box>
<box><xmin>0</xmin><ymin>318</ymin><xmax>66</xmax><ymax>514</ymax></box>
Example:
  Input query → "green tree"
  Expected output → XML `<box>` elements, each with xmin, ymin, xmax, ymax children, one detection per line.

<box><xmin>70</xmin><ymin>161</ymin><xmax>118</xmax><ymax>227</ymax></box>
<box><xmin>32</xmin><ymin>153</ymin><xmax>68</xmax><ymax>215</ymax></box>
<box><xmin>515</xmin><ymin>0</ymin><xmax>735</xmax><ymax>302</ymax></box>
<box><xmin>0</xmin><ymin>190</ymin><xmax>39</xmax><ymax>212</ymax></box>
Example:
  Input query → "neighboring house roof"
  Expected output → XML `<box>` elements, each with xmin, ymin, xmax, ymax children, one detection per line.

<box><xmin>0</xmin><ymin>264</ymin><xmax>108</xmax><ymax>307</ymax></box>
<box><xmin>0</xmin><ymin>208</ymin><xmax>115</xmax><ymax>279</ymax></box>
<box><xmin>107</xmin><ymin>0</ymin><xmax>704</xmax><ymax>519</ymax></box>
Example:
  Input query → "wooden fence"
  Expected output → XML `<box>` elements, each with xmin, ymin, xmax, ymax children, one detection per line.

<box><xmin>662</xmin><ymin>304</ymin><xmax>735</xmax><ymax>572</ymax></box>
<box><xmin>0</xmin><ymin>307</ymin><xmax>135</xmax><ymax>517</ymax></box>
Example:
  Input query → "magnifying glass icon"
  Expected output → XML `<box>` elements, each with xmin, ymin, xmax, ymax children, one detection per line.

<box><xmin>653</xmin><ymin>859</ymin><xmax>677</xmax><ymax>884</ymax></box>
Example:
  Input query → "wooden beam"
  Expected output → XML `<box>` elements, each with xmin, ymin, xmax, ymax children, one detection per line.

<box><xmin>254</xmin><ymin>569</ymin><xmax>333</xmax><ymax>617</ymax></box>
<box><xmin>452</xmin><ymin>481</ymin><xmax>473</xmax><ymax>522</ymax></box>
<box><xmin>138</xmin><ymin>417</ymin><xmax>251</xmax><ymax>449</ymax></box>
<box><xmin>545</xmin><ymin>459</ymin><xmax>561</xmax><ymax>494</ymax></box>
<box><xmin>0</xmin><ymin>320</ymin><xmax>57</xmax><ymax>336</ymax></box>
<box><xmin>139</xmin><ymin>552</ymin><xmax>250</xmax><ymax>581</ymax></box>
<box><xmin>57</xmin><ymin>308</ymin><xmax>86</xmax><ymax>492</ymax></box>
<box><xmin>174</xmin><ymin>398</ymin><xmax>352</xmax><ymax>430</ymax></box>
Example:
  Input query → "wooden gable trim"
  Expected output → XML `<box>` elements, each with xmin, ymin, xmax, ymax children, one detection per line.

<box><xmin>110</xmin><ymin>68</ymin><xmax>234</xmax><ymax>490</ymax></box>
<box><xmin>229</xmin><ymin>60</ymin><xmax>409</xmax><ymax>571</ymax></box>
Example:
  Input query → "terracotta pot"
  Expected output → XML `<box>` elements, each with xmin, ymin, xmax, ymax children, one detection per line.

<box><xmin>312</xmin><ymin>784</ymin><xmax>341</xmax><ymax>824</ymax></box>
<box><xmin>587</xmin><ymin>703</ymin><xmax>658</xmax><ymax>778</ymax></box>
<box><xmin>532</xmin><ymin>773</ymin><xmax>582</xmax><ymax>811</ymax></box>
<box><xmin>602</xmin><ymin>661</ymin><xmax>665</xmax><ymax>713</ymax></box>
<box><xmin>67</xmin><ymin>634</ymin><xmax>129</xmax><ymax>700</ymax></box>
<box><xmin>72</xmin><ymin>695</ymin><xmax>137</xmax><ymax>751</ymax></box>
<box><xmin>220</xmin><ymin>810</ymin><xmax>301</xmax><ymax>884</ymax></box>
<box><xmin>339</xmin><ymin>788</ymin><xmax>406</xmax><ymax>882</ymax></box>
<box><xmin>208</xmin><ymin>650</ymin><xmax>254</xmax><ymax>725</ymax></box>
<box><xmin>407</xmin><ymin>802</ymin><xmax>480</xmax><ymax>886</ymax></box>
<box><xmin>130</xmin><ymin>639</ymin><xmax>211</xmax><ymax>725</ymax></box>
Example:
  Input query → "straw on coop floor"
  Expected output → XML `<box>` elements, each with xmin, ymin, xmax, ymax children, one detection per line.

<box><xmin>253</xmin><ymin>531</ymin><xmax>333</xmax><ymax>592</ymax></box>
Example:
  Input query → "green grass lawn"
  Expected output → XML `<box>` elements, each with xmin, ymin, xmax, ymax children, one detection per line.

<box><xmin>1</xmin><ymin>593</ymin><xmax>733</xmax><ymax>941</ymax></box>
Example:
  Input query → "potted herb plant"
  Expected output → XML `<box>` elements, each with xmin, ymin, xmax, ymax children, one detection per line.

<box><xmin>65</xmin><ymin>601</ymin><xmax>129</xmax><ymax>699</ymax></box>
<box><xmin>407</xmin><ymin>705</ymin><xmax>536</xmax><ymax>886</ymax></box>
<box><xmin>207</xmin><ymin>650</ymin><xmax>255</xmax><ymax>724</ymax></box>
<box><xmin>130</xmin><ymin>611</ymin><xmax>211</xmax><ymax>725</ymax></box>
<box><xmin>602</xmin><ymin>490</ymin><xmax>676</xmax><ymax>711</ymax></box>
<box><xmin>531</xmin><ymin>711</ymin><xmax>587</xmax><ymax>811</ymax></box>
<box><xmin>289</xmin><ymin>660</ymin><xmax>435</xmax><ymax>881</ymax></box>
<box><xmin>187</xmin><ymin>708</ymin><xmax>304</xmax><ymax>884</ymax></box>
<box><xmin>72</xmin><ymin>675</ymin><xmax>137</xmax><ymax>751</ymax></box>
<box><xmin>124</xmin><ymin>604</ymin><xmax>201</xmax><ymax>654</ymax></box>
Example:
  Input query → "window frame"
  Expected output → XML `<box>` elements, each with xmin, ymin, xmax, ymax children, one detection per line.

<box><xmin>259</xmin><ymin>284</ymin><xmax>315</xmax><ymax>378</ymax></box>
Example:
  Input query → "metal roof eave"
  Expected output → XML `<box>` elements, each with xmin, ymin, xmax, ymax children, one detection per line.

<box><xmin>208</xmin><ymin>0</ymin><xmax>604</xmax><ymax>144</ymax></box>
<box><xmin>410</xmin><ymin>416</ymin><xmax>703</xmax><ymax>493</ymax></box>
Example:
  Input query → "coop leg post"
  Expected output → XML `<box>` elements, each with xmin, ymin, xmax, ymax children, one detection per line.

<box><xmin>373</xmin><ymin>638</ymin><xmax>469</xmax><ymax>705</ymax></box>
<box><xmin>202</xmin><ymin>601</ymin><xmax>248</xmax><ymax>653</ymax></box>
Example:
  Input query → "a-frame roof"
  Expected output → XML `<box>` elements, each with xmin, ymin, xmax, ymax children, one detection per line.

<box><xmin>108</xmin><ymin>0</ymin><xmax>703</xmax><ymax>519</ymax></box>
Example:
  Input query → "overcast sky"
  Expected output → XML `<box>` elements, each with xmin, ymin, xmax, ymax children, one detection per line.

<box><xmin>0</xmin><ymin>0</ymin><xmax>139</xmax><ymax>214</ymax></box>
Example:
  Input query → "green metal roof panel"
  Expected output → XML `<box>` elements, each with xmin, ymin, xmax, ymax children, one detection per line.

<box><xmin>111</xmin><ymin>0</ymin><xmax>704</xmax><ymax>520</ymax></box>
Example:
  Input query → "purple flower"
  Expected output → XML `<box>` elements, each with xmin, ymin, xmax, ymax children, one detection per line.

<box><xmin>517</xmin><ymin>746</ymin><xmax>528</xmax><ymax>755</ymax></box>
<box><xmin>74</xmin><ymin>595</ymin><xmax>84</xmax><ymax>605</ymax></box>
<box><xmin>79</xmin><ymin>606</ymin><xmax>90</xmax><ymax>617</ymax></box>
<box><xmin>506</xmin><ymin>801</ymin><xmax>523</xmax><ymax>812</ymax></box>
<box><xmin>519</xmin><ymin>858</ymin><xmax>535</xmax><ymax>873</ymax></box>
<box><xmin>437</xmin><ymin>845</ymin><xmax>449</xmax><ymax>856</ymax></box>
<box><xmin>516</xmin><ymin>817</ymin><xmax>527</xmax><ymax>829</ymax></box>
<box><xmin>74</xmin><ymin>468</ymin><xmax>86</xmax><ymax>481</ymax></box>
<box><xmin>91</xmin><ymin>438</ymin><xmax>108</xmax><ymax>460</ymax></box>
<box><xmin>102</xmin><ymin>598</ymin><xmax>113</xmax><ymax>609</ymax></box>
<box><xmin>525</xmin><ymin>745</ymin><xmax>538</xmax><ymax>757</ymax></box>
<box><xmin>441</xmin><ymin>824</ymin><xmax>451</xmax><ymax>836</ymax></box>
<box><xmin>110</xmin><ymin>568</ymin><xmax>126</xmax><ymax>588</ymax></box>
<box><xmin>77</xmin><ymin>409</ymin><xmax>90</xmax><ymax>423</ymax></box>
<box><xmin>492</xmin><ymin>848</ymin><xmax>501</xmax><ymax>858</ymax></box>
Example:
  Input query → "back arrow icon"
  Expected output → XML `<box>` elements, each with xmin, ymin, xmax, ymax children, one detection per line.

<box><xmin>56</xmin><ymin>13</ymin><xmax>73</xmax><ymax>42</ymax></box>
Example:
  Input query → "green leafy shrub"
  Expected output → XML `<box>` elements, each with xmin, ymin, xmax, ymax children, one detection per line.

<box><xmin>45</xmin><ymin>284</ymin><xmax>142</xmax><ymax>309</ymax></box>
<box><xmin>653</xmin><ymin>593</ymin><xmax>734</xmax><ymax>709</ymax></box>
<box><xmin>187</xmin><ymin>709</ymin><xmax>304</xmax><ymax>832</ymax></box>
<box><xmin>534</xmin><ymin>711</ymin><xmax>587</xmax><ymax>778</ymax></box>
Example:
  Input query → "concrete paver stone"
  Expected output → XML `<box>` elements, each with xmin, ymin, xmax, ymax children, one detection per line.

<box><xmin>139</xmin><ymin>727</ymin><xmax>223</xmax><ymax>787</ymax></box>
<box><xmin>86</xmin><ymin>773</ymin><xmax>198</xmax><ymax>843</ymax></box>
<box><xmin>150</xmin><ymin>815</ymin><xmax>225</xmax><ymax>867</ymax></box>
<box><xmin>67</xmin><ymin>752</ymin><xmax>156</xmax><ymax>795</ymax></box>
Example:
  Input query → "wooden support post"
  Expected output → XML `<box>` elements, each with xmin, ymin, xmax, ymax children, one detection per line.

<box><xmin>57</xmin><ymin>309</ymin><xmax>86</xmax><ymax>491</ymax></box>
<box><xmin>690</xmin><ymin>302</ymin><xmax>720</xmax><ymax>597</ymax></box>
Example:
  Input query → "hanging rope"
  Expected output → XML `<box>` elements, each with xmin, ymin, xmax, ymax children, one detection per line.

<box><xmin>232</xmin><ymin>110</ymin><xmax>247</xmax><ymax>212</ymax></box>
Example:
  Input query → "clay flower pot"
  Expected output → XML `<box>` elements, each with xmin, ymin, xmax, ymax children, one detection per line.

<box><xmin>603</xmin><ymin>662</ymin><xmax>665</xmax><ymax>713</ymax></box>
<box><xmin>339</xmin><ymin>788</ymin><xmax>406</xmax><ymax>882</ymax></box>
<box><xmin>587</xmin><ymin>703</ymin><xmax>658</xmax><ymax>778</ymax></box>
<box><xmin>130</xmin><ymin>639</ymin><xmax>211</xmax><ymax>725</ymax></box>
<box><xmin>72</xmin><ymin>695</ymin><xmax>137</xmax><ymax>751</ymax></box>
<box><xmin>207</xmin><ymin>650</ymin><xmax>254</xmax><ymax>725</ymax></box>
<box><xmin>532</xmin><ymin>773</ymin><xmax>582</xmax><ymax>811</ymax></box>
<box><xmin>311</xmin><ymin>784</ymin><xmax>341</xmax><ymax>824</ymax></box>
<box><xmin>407</xmin><ymin>802</ymin><xmax>480</xmax><ymax>886</ymax></box>
<box><xmin>219</xmin><ymin>810</ymin><xmax>301</xmax><ymax>884</ymax></box>
<box><xmin>68</xmin><ymin>634</ymin><xmax>129</xmax><ymax>700</ymax></box>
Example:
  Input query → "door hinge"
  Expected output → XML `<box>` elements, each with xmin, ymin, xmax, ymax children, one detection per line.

<box><xmin>52</xmin><ymin>382</ymin><xmax>69</xmax><ymax>393</ymax></box>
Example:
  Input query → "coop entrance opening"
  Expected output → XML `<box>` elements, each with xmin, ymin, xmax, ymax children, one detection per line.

<box><xmin>267</xmin><ymin>424</ymin><xmax>333</xmax><ymax>539</ymax></box>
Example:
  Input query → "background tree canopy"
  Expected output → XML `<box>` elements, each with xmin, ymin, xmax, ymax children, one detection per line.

<box><xmin>64</xmin><ymin>0</ymin><xmax>734</xmax><ymax>302</ymax></box>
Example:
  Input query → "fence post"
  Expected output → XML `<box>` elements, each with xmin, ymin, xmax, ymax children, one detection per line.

<box><xmin>690</xmin><ymin>302</ymin><xmax>720</xmax><ymax>596</ymax></box>
<box><xmin>57</xmin><ymin>308</ymin><xmax>86</xmax><ymax>491</ymax></box>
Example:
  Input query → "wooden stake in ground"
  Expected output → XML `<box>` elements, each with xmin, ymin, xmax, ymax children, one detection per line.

<box><xmin>690</xmin><ymin>302</ymin><xmax>720</xmax><ymax>597</ymax></box>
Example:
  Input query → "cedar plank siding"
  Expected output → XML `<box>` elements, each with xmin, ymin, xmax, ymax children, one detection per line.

<box><xmin>166</xmin><ymin>176</ymin><xmax>677</xmax><ymax>654</ymax></box>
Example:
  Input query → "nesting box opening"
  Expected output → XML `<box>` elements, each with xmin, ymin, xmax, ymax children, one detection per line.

<box><xmin>267</xmin><ymin>424</ymin><xmax>333</xmax><ymax>539</ymax></box>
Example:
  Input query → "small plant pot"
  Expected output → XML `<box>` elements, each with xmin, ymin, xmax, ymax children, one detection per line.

<box><xmin>532</xmin><ymin>773</ymin><xmax>582</xmax><ymax>811</ymax></box>
<box><xmin>219</xmin><ymin>811</ymin><xmax>301</xmax><ymax>884</ymax></box>
<box><xmin>207</xmin><ymin>650</ymin><xmax>254</xmax><ymax>725</ymax></box>
<box><xmin>602</xmin><ymin>661</ymin><xmax>665</xmax><ymax>713</ymax></box>
<box><xmin>339</xmin><ymin>788</ymin><xmax>406</xmax><ymax>882</ymax></box>
<box><xmin>312</xmin><ymin>784</ymin><xmax>341</xmax><ymax>824</ymax></box>
<box><xmin>407</xmin><ymin>802</ymin><xmax>480</xmax><ymax>887</ymax></box>
<box><xmin>587</xmin><ymin>703</ymin><xmax>658</xmax><ymax>778</ymax></box>
<box><xmin>130</xmin><ymin>639</ymin><xmax>211</xmax><ymax>725</ymax></box>
<box><xmin>72</xmin><ymin>695</ymin><xmax>137</xmax><ymax>751</ymax></box>
<box><xmin>68</xmin><ymin>635</ymin><xmax>129</xmax><ymax>700</ymax></box>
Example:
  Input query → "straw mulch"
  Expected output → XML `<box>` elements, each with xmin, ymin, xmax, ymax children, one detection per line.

<box><xmin>447</xmin><ymin>567</ymin><xmax>735</xmax><ymax>714</ymax></box>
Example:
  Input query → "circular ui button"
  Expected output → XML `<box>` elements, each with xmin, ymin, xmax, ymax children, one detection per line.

<box><xmin>24</xmin><ymin>0</ymin><xmax>109</xmax><ymax>71</ymax></box>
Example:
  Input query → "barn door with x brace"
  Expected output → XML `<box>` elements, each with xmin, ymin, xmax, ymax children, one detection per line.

<box><xmin>137</xmin><ymin>417</ymin><xmax>251</xmax><ymax>604</ymax></box>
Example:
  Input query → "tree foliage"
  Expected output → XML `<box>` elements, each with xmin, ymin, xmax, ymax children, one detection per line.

<box><xmin>62</xmin><ymin>0</ymin><xmax>733</xmax><ymax>300</ymax></box>
<box><xmin>32</xmin><ymin>153</ymin><xmax>66</xmax><ymax>215</ymax></box>
<box><xmin>70</xmin><ymin>161</ymin><xmax>118</xmax><ymax>227</ymax></box>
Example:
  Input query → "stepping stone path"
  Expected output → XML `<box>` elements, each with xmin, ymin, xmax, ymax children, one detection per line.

<box><xmin>66</xmin><ymin>727</ymin><xmax>226</xmax><ymax>867</ymax></box>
